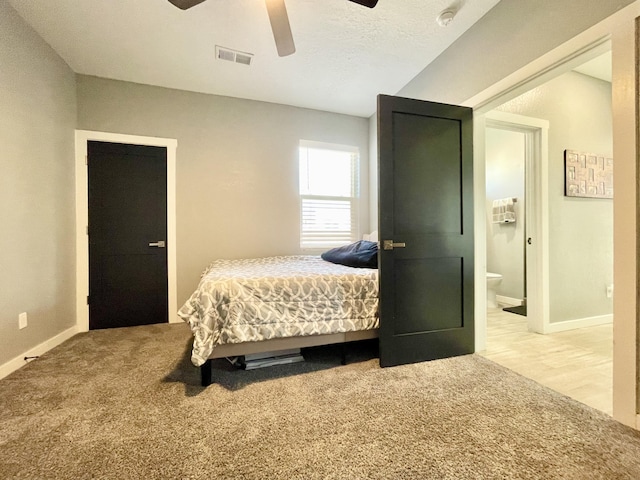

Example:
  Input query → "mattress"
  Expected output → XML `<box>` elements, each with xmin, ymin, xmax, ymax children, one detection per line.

<box><xmin>178</xmin><ymin>255</ymin><xmax>379</xmax><ymax>366</ymax></box>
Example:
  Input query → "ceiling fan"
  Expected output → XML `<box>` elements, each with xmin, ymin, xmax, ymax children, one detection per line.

<box><xmin>168</xmin><ymin>0</ymin><xmax>379</xmax><ymax>57</ymax></box>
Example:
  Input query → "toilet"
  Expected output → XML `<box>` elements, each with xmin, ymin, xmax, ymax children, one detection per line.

<box><xmin>486</xmin><ymin>272</ymin><xmax>503</xmax><ymax>308</ymax></box>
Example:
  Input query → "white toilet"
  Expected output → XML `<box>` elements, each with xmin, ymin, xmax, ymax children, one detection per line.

<box><xmin>486</xmin><ymin>272</ymin><xmax>503</xmax><ymax>308</ymax></box>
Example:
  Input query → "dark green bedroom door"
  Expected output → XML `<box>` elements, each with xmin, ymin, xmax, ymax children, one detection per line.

<box><xmin>377</xmin><ymin>94</ymin><xmax>474</xmax><ymax>367</ymax></box>
<box><xmin>88</xmin><ymin>141</ymin><xmax>168</xmax><ymax>330</ymax></box>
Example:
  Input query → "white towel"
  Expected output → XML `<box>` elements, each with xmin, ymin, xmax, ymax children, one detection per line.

<box><xmin>492</xmin><ymin>198</ymin><xmax>516</xmax><ymax>224</ymax></box>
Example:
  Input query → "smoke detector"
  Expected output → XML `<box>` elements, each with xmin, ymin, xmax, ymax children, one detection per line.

<box><xmin>436</xmin><ymin>8</ymin><xmax>457</xmax><ymax>27</ymax></box>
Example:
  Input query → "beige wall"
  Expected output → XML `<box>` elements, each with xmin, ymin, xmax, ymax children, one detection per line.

<box><xmin>75</xmin><ymin>76</ymin><xmax>370</xmax><ymax>304</ymax></box>
<box><xmin>0</xmin><ymin>1</ymin><xmax>77</xmax><ymax>366</ymax></box>
<box><xmin>497</xmin><ymin>71</ymin><xmax>613</xmax><ymax>323</ymax></box>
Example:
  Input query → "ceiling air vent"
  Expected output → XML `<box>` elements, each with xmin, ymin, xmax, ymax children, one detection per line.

<box><xmin>216</xmin><ymin>46</ymin><xmax>253</xmax><ymax>66</ymax></box>
<box><xmin>235</xmin><ymin>53</ymin><xmax>252</xmax><ymax>66</ymax></box>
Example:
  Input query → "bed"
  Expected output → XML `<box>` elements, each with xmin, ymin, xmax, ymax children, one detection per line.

<box><xmin>178</xmin><ymin>254</ymin><xmax>379</xmax><ymax>385</ymax></box>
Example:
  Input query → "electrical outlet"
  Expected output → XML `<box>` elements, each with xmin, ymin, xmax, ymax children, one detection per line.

<box><xmin>18</xmin><ymin>312</ymin><xmax>28</xmax><ymax>329</ymax></box>
<box><xmin>606</xmin><ymin>284</ymin><xmax>614</xmax><ymax>299</ymax></box>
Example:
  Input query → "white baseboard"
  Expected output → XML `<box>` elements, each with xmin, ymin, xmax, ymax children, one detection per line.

<box><xmin>496</xmin><ymin>295</ymin><xmax>522</xmax><ymax>307</ymax></box>
<box><xmin>544</xmin><ymin>314</ymin><xmax>613</xmax><ymax>333</ymax></box>
<box><xmin>0</xmin><ymin>325</ymin><xmax>80</xmax><ymax>381</ymax></box>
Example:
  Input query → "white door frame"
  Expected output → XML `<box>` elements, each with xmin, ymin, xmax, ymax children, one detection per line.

<box><xmin>467</xmin><ymin>1</ymin><xmax>639</xmax><ymax>428</ymax></box>
<box><xmin>75</xmin><ymin>130</ymin><xmax>179</xmax><ymax>332</ymax></box>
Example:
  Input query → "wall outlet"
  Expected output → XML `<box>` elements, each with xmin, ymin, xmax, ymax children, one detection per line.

<box><xmin>606</xmin><ymin>284</ymin><xmax>614</xmax><ymax>299</ymax></box>
<box><xmin>18</xmin><ymin>312</ymin><xmax>28</xmax><ymax>329</ymax></box>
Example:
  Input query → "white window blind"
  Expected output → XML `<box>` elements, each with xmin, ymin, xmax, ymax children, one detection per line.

<box><xmin>299</xmin><ymin>140</ymin><xmax>359</xmax><ymax>249</ymax></box>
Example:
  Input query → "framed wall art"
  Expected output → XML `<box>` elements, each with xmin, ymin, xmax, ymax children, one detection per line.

<box><xmin>564</xmin><ymin>149</ymin><xmax>613</xmax><ymax>199</ymax></box>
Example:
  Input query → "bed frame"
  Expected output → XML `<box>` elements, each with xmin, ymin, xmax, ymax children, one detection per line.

<box><xmin>200</xmin><ymin>329</ymin><xmax>379</xmax><ymax>386</ymax></box>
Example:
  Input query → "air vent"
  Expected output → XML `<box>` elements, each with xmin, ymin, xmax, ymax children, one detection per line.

<box><xmin>216</xmin><ymin>46</ymin><xmax>253</xmax><ymax>66</ymax></box>
<box><xmin>217</xmin><ymin>48</ymin><xmax>235</xmax><ymax>62</ymax></box>
<box><xmin>235</xmin><ymin>53</ymin><xmax>252</xmax><ymax>66</ymax></box>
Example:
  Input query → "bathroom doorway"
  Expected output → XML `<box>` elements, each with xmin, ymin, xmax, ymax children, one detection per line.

<box><xmin>480</xmin><ymin>48</ymin><xmax>615</xmax><ymax>415</ymax></box>
<box><xmin>484</xmin><ymin>112</ymin><xmax>548</xmax><ymax>334</ymax></box>
<box><xmin>485</xmin><ymin>126</ymin><xmax>527</xmax><ymax>314</ymax></box>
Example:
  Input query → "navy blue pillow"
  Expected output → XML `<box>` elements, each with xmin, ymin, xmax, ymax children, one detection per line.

<box><xmin>321</xmin><ymin>240</ymin><xmax>378</xmax><ymax>269</ymax></box>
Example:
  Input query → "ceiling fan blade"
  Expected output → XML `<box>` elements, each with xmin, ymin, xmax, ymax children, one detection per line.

<box><xmin>167</xmin><ymin>0</ymin><xmax>207</xmax><ymax>10</ymax></box>
<box><xmin>265</xmin><ymin>0</ymin><xmax>296</xmax><ymax>57</ymax></box>
<box><xmin>348</xmin><ymin>0</ymin><xmax>379</xmax><ymax>7</ymax></box>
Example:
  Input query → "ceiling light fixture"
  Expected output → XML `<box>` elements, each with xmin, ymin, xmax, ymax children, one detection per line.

<box><xmin>436</xmin><ymin>8</ymin><xmax>457</xmax><ymax>27</ymax></box>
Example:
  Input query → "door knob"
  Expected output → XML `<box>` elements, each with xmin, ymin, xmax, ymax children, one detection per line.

<box><xmin>149</xmin><ymin>241</ymin><xmax>166</xmax><ymax>248</ymax></box>
<box><xmin>383</xmin><ymin>240</ymin><xmax>406</xmax><ymax>251</ymax></box>
<box><xmin>527</xmin><ymin>238</ymin><xmax>532</xmax><ymax>245</ymax></box>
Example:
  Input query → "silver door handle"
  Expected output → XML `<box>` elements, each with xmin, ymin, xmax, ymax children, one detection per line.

<box><xmin>148</xmin><ymin>241</ymin><xmax>166</xmax><ymax>248</ymax></box>
<box><xmin>383</xmin><ymin>240</ymin><xmax>406</xmax><ymax>251</ymax></box>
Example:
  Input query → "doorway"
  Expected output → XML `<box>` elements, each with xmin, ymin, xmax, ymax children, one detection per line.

<box><xmin>75</xmin><ymin>130</ymin><xmax>179</xmax><ymax>332</ymax></box>
<box><xmin>479</xmin><ymin>49</ymin><xmax>615</xmax><ymax>415</ymax></box>
<box><xmin>485</xmin><ymin>126</ymin><xmax>527</xmax><ymax>314</ymax></box>
<box><xmin>483</xmin><ymin>113</ymin><xmax>549</xmax><ymax>334</ymax></box>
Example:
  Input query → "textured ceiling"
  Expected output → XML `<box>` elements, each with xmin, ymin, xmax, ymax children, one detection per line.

<box><xmin>8</xmin><ymin>0</ymin><xmax>501</xmax><ymax>117</ymax></box>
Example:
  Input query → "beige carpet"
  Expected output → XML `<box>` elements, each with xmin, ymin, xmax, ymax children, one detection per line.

<box><xmin>1</xmin><ymin>323</ymin><xmax>640</xmax><ymax>480</ymax></box>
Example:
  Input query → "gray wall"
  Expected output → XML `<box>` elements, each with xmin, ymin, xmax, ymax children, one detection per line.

<box><xmin>0</xmin><ymin>1</ymin><xmax>77</xmax><ymax>366</ymax></box>
<box><xmin>2</xmin><ymin>0</ymin><xmax>629</xmax><ymax>368</ymax></box>
<box><xmin>397</xmin><ymin>0</ymin><xmax>634</xmax><ymax>106</ymax></box>
<box><xmin>370</xmin><ymin>0</ymin><xmax>633</xmax><ymax>229</ymax></box>
<box><xmin>76</xmin><ymin>76</ymin><xmax>370</xmax><ymax>304</ymax></box>
<box><xmin>497</xmin><ymin>71</ymin><xmax>613</xmax><ymax>323</ymax></box>
<box><xmin>485</xmin><ymin>128</ymin><xmax>526</xmax><ymax>301</ymax></box>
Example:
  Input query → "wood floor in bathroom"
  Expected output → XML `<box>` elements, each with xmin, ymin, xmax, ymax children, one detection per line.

<box><xmin>479</xmin><ymin>307</ymin><xmax>613</xmax><ymax>416</ymax></box>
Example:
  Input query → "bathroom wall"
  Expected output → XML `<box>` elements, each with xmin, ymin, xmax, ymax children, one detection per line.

<box><xmin>485</xmin><ymin>128</ymin><xmax>526</xmax><ymax>302</ymax></box>
<box><xmin>497</xmin><ymin>70</ymin><xmax>613</xmax><ymax>323</ymax></box>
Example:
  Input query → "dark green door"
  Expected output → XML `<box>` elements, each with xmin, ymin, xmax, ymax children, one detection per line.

<box><xmin>377</xmin><ymin>94</ymin><xmax>474</xmax><ymax>367</ymax></box>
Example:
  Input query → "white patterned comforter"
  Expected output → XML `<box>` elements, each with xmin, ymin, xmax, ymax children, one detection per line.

<box><xmin>178</xmin><ymin>256</ymin><xmax>379</xmax><ymax>366</ymax></box>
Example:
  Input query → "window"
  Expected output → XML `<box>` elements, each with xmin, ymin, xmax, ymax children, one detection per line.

<box><xmin>299</xmin><ymin>140</ymin><xmax>359</xmax><ymax>249</ymax></box>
